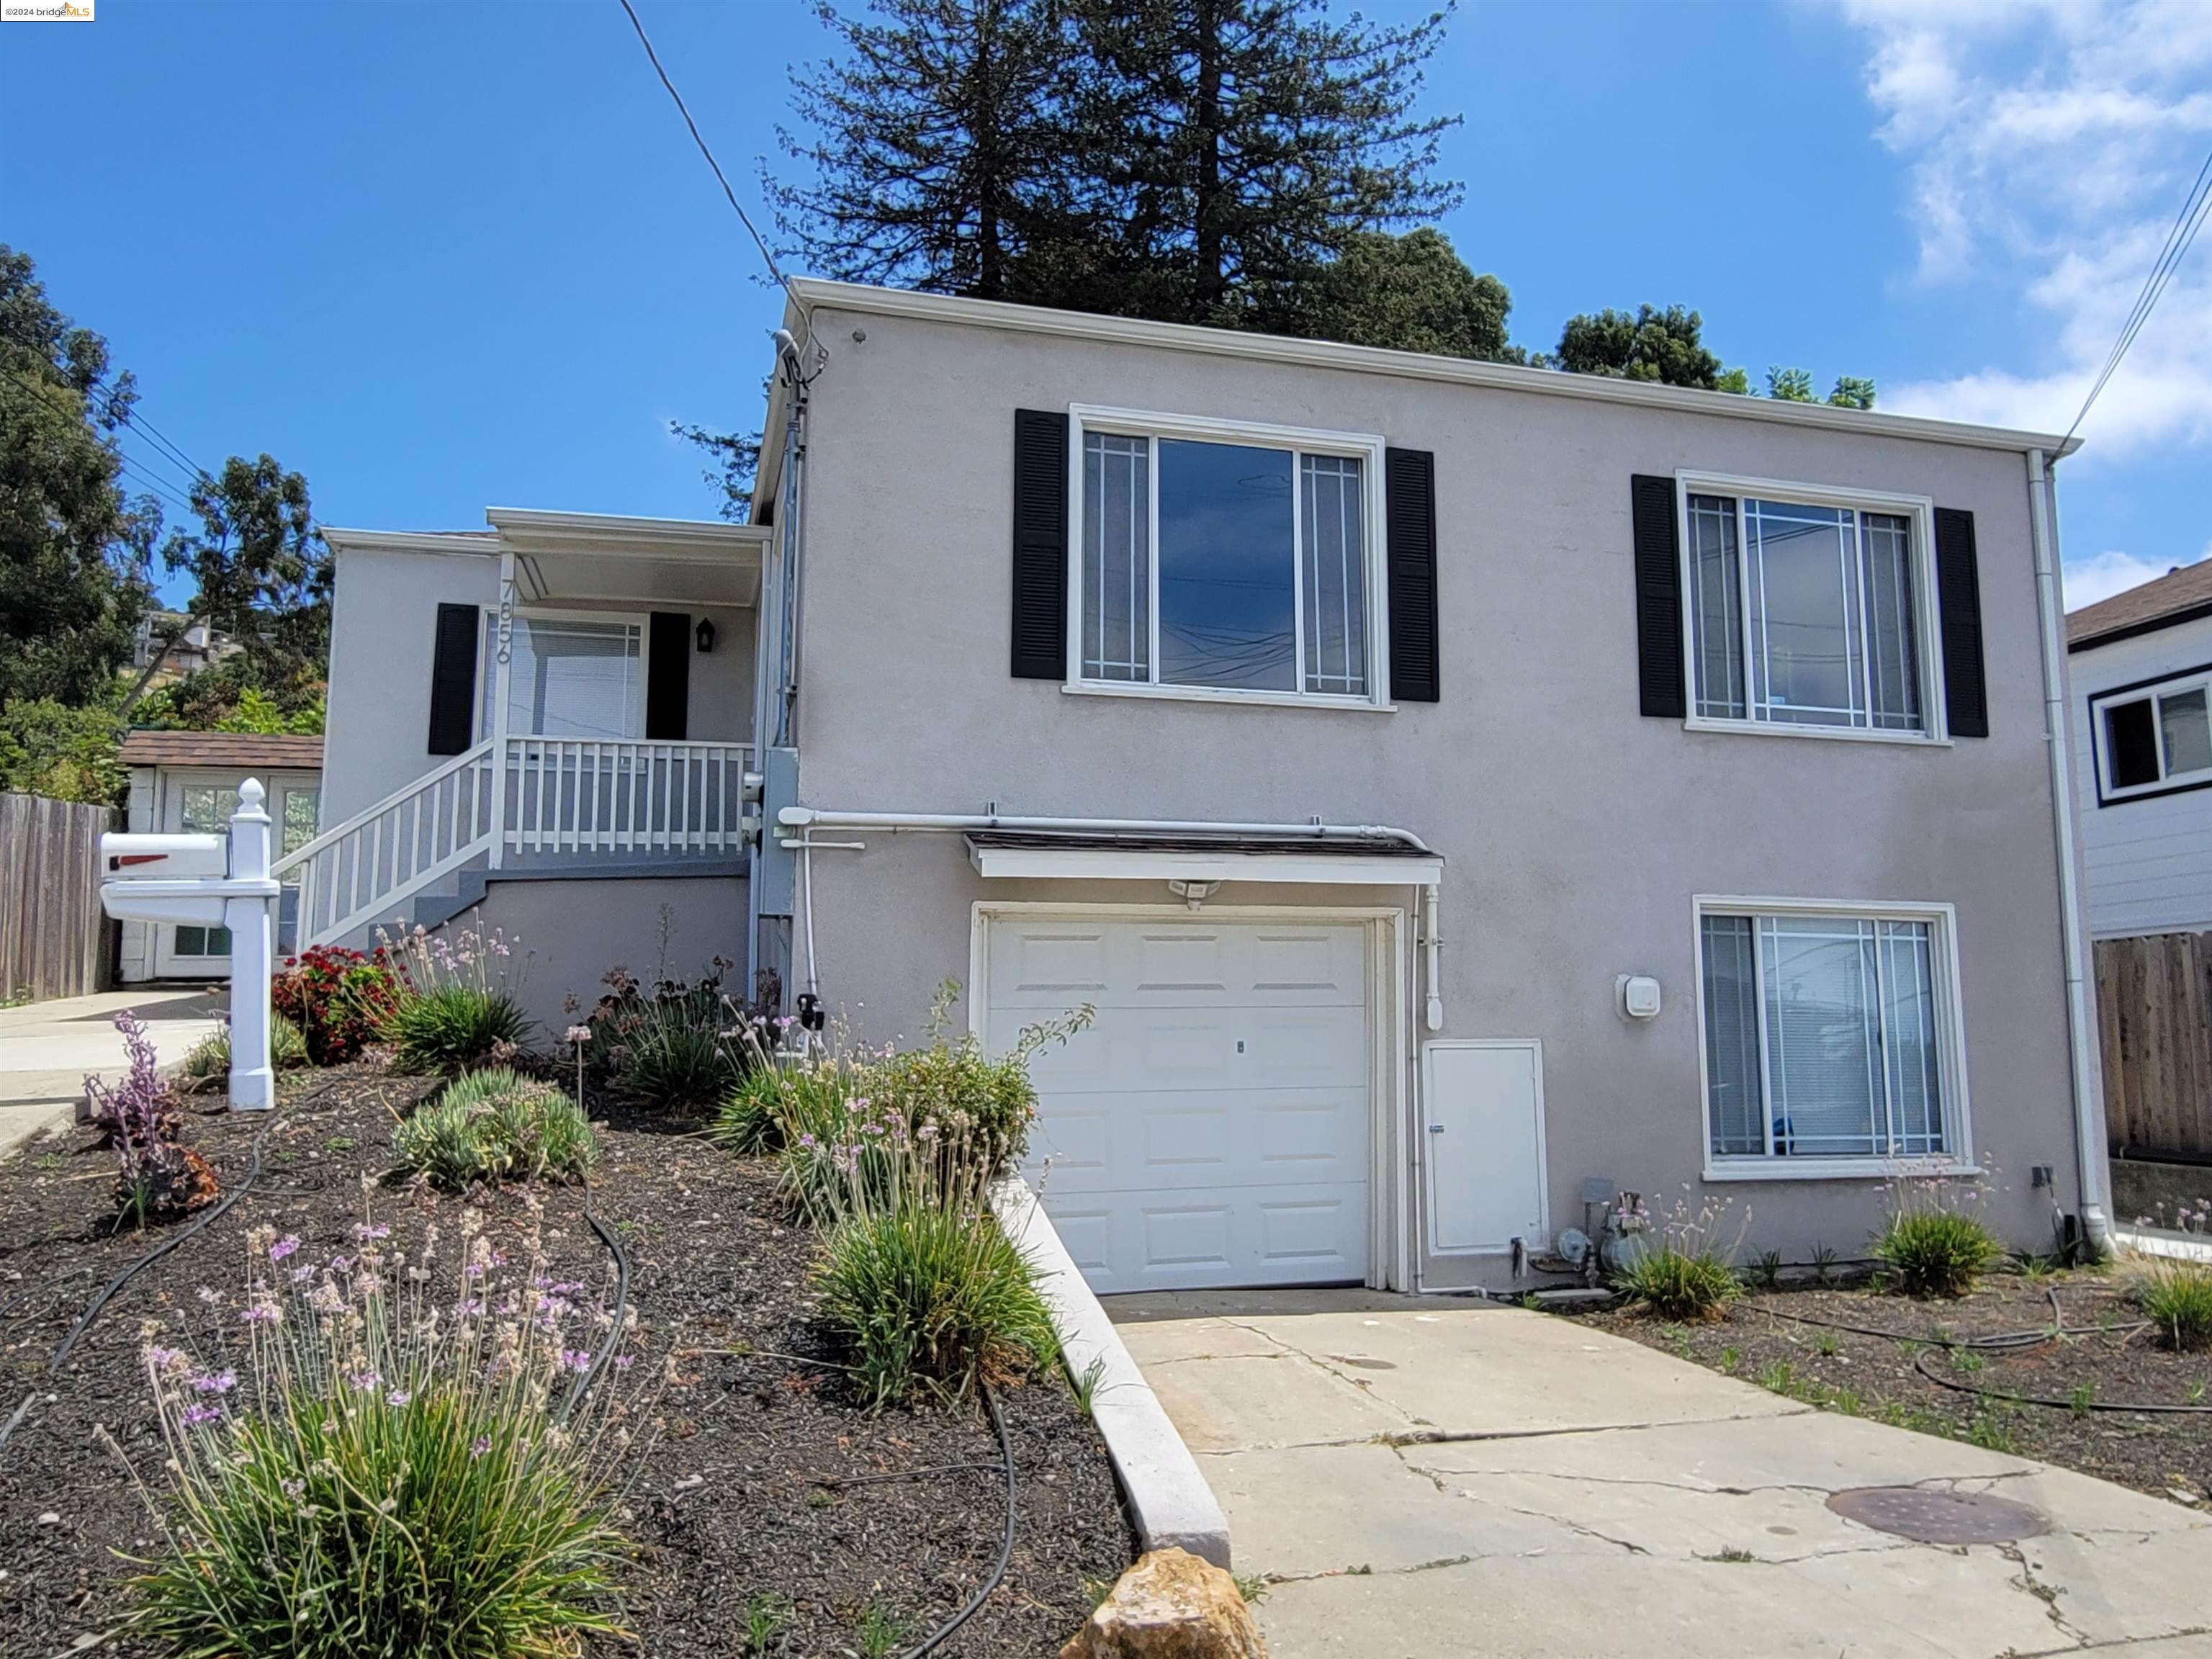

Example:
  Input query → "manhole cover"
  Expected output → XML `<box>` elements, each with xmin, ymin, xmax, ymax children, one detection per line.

<box><xmin>1826</xmin><ymin>1486</ymin><xmax>2050</xmax><ymax>1545</ymax></box>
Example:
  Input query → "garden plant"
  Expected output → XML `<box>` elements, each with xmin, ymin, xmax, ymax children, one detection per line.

<box><xmin>125</xmin><ymin>1213</ymin><xmax>644</xmax><ymax>1658</ymax></box>
<box><xmin>1871</xmin><ymin>1166</ymin><xmax>2005</xmax><ymax>1297</ymax></box>
<box><xmin>392</xmin><ymin>1066</ymin><xmax>595</xmax><ymax>1190</ymax></box>
<box><xmin>271</xmin><ymin>943</ymin><xmax>403</xmax><ymax>1064</ymax></box>
<box><xmin>1611</xmin><ymin>1191</ymin><xmax>1748</xmax><ymax>1321</ymax></box>
<box><xmin>376</xmin><ymin>921</ymin><xmax>531</xmax><ymax>1075</ymax></box>
<box><xmin>86</xmin><ymin>1010</ymin><xmax>218</xmax><ymax>1226</ymax></box>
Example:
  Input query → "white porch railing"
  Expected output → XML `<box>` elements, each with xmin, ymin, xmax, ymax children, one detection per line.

<box><xmin>274</xmin><ymin>738</ymin><xmax>754</xmax><ymax>950</ymax></box>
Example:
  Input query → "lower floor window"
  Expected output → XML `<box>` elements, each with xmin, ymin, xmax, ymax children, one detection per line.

<box><xmin>1699</xmin><ymin>904</ymin><xmax>1956</xmax><ymax>1164</ymax></box>
<box><xmin>174</xmin><ymin>924</ymin><xmax>233</xmax><ymax>958</ymax></box>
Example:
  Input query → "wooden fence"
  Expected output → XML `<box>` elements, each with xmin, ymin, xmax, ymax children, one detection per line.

<box><xmin>2095</xmin><ymin>930</ymin><xmax>2212</xmax><ymax>1164</ymax></box>
<box><xmin>0</xmin><ymin>792</ymin><xmax>115</xmax><ymax>1002</ymax></box>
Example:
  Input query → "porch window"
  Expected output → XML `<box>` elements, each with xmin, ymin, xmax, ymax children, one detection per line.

<box><xmin>1699</xmin><ymin>901</ymin><xmax>1965</xmax><ymax>1172</ymax></box>
<box><xmin>479</xmin><ymin>615</ymin><xmax>643</xmax><ymax>740</ymax></box>
<box><xmin>1074</xmin><ymin>409</ymin><xmax>1385</xmax><ymax>703</ymax></box>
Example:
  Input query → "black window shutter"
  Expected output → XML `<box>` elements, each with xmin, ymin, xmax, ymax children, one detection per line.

<box><xmin>647</xmin><ymin>612</ymin><xmax>691</xmax><ymax>739</ymax></box>
<box><xmin>1385</xmin><ymin>447</ymin><xmax>1440</xmax><ymax>703</ymax></box>
<box><xmin>1934</xmin><ymin>507</ymin><xmax>1988</xmax><ymax>738</ymax></box>
<box><xmin>426</xmin><ymin>602</ymin><xmax>479</xmax><ymax>756</ymax></box>
<box><xmin>1010</xmin><ymin>409</ymin><xmax>1069</xmax><ymax>679</ymax></box>
<box><xmin>1631</xmin><ymin>474</ymin><xmax>1686</xmax><ymax>719</ymax></box>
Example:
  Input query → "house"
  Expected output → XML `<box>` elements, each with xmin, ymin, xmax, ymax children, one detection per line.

<box><xmin>2066</xmin><ymin>559</ymin><xmax>2212</xmax><ymax>939</ymax></box>
<box><xmin>130</xmin><ymin>610</ymin><xmax>240</xmax><ymax>688</ymax></box>
<box><xmin>306</xmin><ymin>279</ymin><xmax>2113</xmax><ymax>1293</ymax></box>
<box><xmin>117</xmin><ymin>729</ymin><xmax>323</xmax><ymax>980</ymax></box>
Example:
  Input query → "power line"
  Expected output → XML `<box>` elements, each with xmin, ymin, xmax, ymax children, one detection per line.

<box><xmin>2059</xmin><ymin>143</ymin><xmax>2212</xmax><ymax>451</ymax></box>
<box><xmin>614</xmin><ymin>0</ymin><xmax>796</xmax><ymax>305</ymax></box>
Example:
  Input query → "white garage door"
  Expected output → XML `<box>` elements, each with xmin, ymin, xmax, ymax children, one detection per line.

<box><xmin>987</xmin><ymin>914</ymin><xmax>1372</xmax><ymax>1294</ymax></box>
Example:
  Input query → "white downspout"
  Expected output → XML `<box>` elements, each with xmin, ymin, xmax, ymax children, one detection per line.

<box><xmin>2028</xmin><ymin>448</ymin><xmax>2111</xmax><ymax>1256</ymax></box>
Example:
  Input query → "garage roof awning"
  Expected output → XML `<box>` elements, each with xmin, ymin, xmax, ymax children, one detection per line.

<box><xmin>964</xmin><ymin>828</ymin><xmax>1442</xmax><ymax>886</ymax></box>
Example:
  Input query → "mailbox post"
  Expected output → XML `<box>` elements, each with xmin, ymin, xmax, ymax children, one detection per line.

<box><xmin>99</xmin><ymin>778</ymin><xmax>282</xmax><ymax>1110</ymax></box>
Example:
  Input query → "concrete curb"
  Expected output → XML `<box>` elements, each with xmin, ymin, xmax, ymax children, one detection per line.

<box><xmin>993</xmin><ymin>1179</ymin><xmax>1233</xmax><ymax>1570</ymax></box>
<box><xmin>2114</xmin><ymin>1226</ymin><xmax>2212</xmax><ymax>1264</ymax></box>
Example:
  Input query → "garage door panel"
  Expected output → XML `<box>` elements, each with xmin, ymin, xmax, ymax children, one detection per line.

<box><xmin>993</xmin><ymin>914</ymin><xmax>1374</xmax><ymax>1292</ymax></box>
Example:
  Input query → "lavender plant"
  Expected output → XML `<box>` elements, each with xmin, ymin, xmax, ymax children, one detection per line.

<box><xmin>125</xmin><ymin>1205</ymin><xmax>646</xmax><ymax>1657</ymax></box>
<box><xmin>1611</xmin><ymin>1189</ymin><xmax>1750</xmax><ymax>1321</ymax></box>
<box><xmin>1871</xmin><ymin>1162</ymin><xmax>2004</xmax><ymax>1297</ymax></box>
<box><xmin>86</xmin><ymin>1010</ymin><xmax>217</xmax><ymax>1225</ymax></box>
<box><xmin>377</xmin><ymin>920</ymin><xmax>531</xmax><ymax>1076</ymax></box>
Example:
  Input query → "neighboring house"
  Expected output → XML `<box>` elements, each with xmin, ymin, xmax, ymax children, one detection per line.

<box><xmin>2066</xmin><ymin>559</ymin><xmax>2212</xmax><ymax>940</ymax></box>
<box><xmin>131</xmin><ymin>610</ymin><xmax>240</xmax><ymax>688</ymax></box>
<box><xmin>310</xmin><ymin>280</ymin><xmax>2111</xmax><ymax>1294</ymax></box>
<box><xmin>117</xmin><ymin>729</ymin><xmax>323</xmax><ymax>981</ymax></box>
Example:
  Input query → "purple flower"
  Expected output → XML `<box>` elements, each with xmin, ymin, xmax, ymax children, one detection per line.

<box><xmin>385</xmin><ymin>1388</ymin><xmax>413</xmax><ymax>1407</ymax></box>
<box><xmin>145</xmin><ymin>1345</ymin><xmax>184</xmax><ymax>1371</ymax></box>
<box><xmin>269</xmin><ymin>1234</ymin><xmax>301</xmax><ymax>1263</ymax></box>
<box><xmin>181</xmin><ymin>1403</ymin><xmax>220</xmax><ymax>1427</ymax></box>
<box><xmin>565</xmin><ymin>1025</ymin><xmax>593</xmax><ymax>1046</ymax></box>
<box><xmin>240</xmin><ymin>1301</ymin><xmax>281</xmax><ymax>1326</ymax></box>
<box><xmin>560</xmin><ymin>1349</ymin><xmax>593</xmax><ymax>1375</ymax></box>
<box><xmin>349</xmin><ymin>1368</ymin><xmax>382</xmax><ymax>1391</ymax></box>
<box><xmin>613</xmin><ymin>1353</ymin><xmax>635</xmax><ymax>1372</ymax></box>
<box><xmin>192</xmin><ymin>1370</ymin><xmax>237</xmax><ymax>1395</ymax></box>
<box><xmin>470</xmin><ymin>1436</ymin><xmax>492</xmax><ymax>1458</ymax></box>
<box><xmin>353</xmin><ymin>1223</ymin><xmax>391</xmax><ymax>1242</ymax></box>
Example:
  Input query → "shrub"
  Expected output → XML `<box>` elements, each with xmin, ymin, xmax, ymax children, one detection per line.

<box><xmin>393</xmin><ymin>1067</ymin><xmax>595</xmax><ymax>1189</ymax></box>
<box><xmin>583</xmin><ymin>963</ymin><xmax>752</xmax><ymax>1116</ymax></box>
<box><xmin>182</xmin><ymin>1014</ymin><xmax>310</xmax><ymax>1082</ymax></box>
<box><xmin>272</xmin><ymin>944</ymin><xmax>401</xmax><ymax>1064</ymax></box>
<box><xmin>1609</xmin><ymin>1192</ymin><xmax>1747</xmax><ymax>1321</ymax></box>
<box><xmin>127</xmin><ymin>1215</ymin><xmax>640</xmax><ymax>1657</ymax></box>
<box><xmin>2128</xmin><ymin>1259</ymin><xmax>2212</xmax><ymax>1351</ymax></box>
<box><xmin>86</xmin><ymin>1011</ymin><xmax>217</xmax><ymax>1225</ymax></box>
<box><xmin>378</xmin><ymin>921</ymin><xmax>531</xmax><ymax>1076</ymax></box>
<box><xmin>1872</xmin><ymin>1171</ymin><xmax>2004</xmax><ymax>1297</ymax></box>
<box><xmin>814</xmin><ymin>1130</ymin><xmax>1058</xmax><ymax>1407</ymax></box>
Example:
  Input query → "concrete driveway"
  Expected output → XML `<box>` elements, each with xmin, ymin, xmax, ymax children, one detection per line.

<box><xmin>1112</xmin><ymin>1290</ymin><xmax>2212</xmax><ymax>1659</ymax></box>
<box><xmin>0</xmin><ymin>986</ymin><xmax>224</xmax><ymax>1159</ymax></box>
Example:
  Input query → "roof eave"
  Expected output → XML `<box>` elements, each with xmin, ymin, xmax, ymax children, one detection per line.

<box><xmin>783</xmin><ymin>277</ymin><xmax>2085</xmax><ymax>459</ymax></box>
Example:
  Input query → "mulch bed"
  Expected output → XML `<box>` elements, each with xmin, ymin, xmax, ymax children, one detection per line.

<box><xmin>0</xmin><ymin>1057</ymin><xmax>1133</xmax><ymax>1659</ymax></box>
<box><xmin>1588</xmin><ymin>1274</ymin><xmax>2212</xmax><ymax>1509</ymax></box>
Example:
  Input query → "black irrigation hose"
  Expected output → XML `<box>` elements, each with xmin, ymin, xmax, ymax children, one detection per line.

<box><xmin>42</xmin><ymin>1078</ymin><xmax>346</xmax><ymax>1380</ymax></box>
<box><xmin>824</xmin><ymin>1460</ymin><xmax>1004</xmax><ymax>1491</ymax></box>
<box><xmin>901</xmin><ymin>1384</ymin><xmax>1017</xmax><ymax>1659</ymax></box>
<box><xmin>46</xmin><ymin>1115</ymin><xmax>277</xmax><ymax>1378</ymax></box>
<box><xmin>1752</xmin><ymin>1295</ymin><xmax>2153</xmax><ymax>1353</ymax></box>
<box><xmin>1910</xmin><ymin>1346</ymin><xmax>2212</xmax><ymax>1416</ymax></box>
<box><xmin>559</xmin><ymin>1178</ymin><xmax>632</xmax><ymax>1421</ymax></box>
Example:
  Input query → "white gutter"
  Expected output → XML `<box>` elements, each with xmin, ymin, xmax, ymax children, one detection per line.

<box><xmin>2028</xmin><ymin>449</ymin><xmax>2112</xmax><ymax>1256</ymax></box>
<box><xmin>778</xmin><ymin>805</ymin><xmax>1446</xmax><ymax>1029</ymax></box>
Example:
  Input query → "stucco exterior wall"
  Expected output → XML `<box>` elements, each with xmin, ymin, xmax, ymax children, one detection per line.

<box><xmin>2069</xmin><ymin>614</ymin><xmax>2212</xmax><ymax>938</ymax></box>
<box><xmin>783</xmin><ymin>301</ymin><xmax>2087</xmax><ymax>1276</ymax></box>
<box><xmin>323</xmin><ymin>543</ymin><xmax>757</xmax><ymax>827</ymax></box>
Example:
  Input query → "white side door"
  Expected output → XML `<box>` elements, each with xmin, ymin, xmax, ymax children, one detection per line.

<box><xmin>989</xmin><ymin>914</ymin><xmax>1372</xmax><ymax>1294</ymax></box>
<box><xmin>1423</xmin><ymin>1040</ymin><xmax>1550</xmax><ymax>1257</ymax></box>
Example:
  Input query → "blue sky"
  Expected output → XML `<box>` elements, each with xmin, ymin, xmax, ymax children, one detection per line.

<box><xmin>4</xmin><ymin>0</ymin><xmax>2206</xmax><ymax>611</ymax></box>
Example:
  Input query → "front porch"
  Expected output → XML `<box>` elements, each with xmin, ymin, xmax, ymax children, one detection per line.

<box><xmin>290</xmin><ymin>508</ymin><xmax>767</xmax><ymax>950</ymax></box>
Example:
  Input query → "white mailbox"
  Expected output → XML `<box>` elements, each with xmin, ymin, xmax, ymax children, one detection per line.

<box><xmin>97</xmin><ymin>782</ymin><xmax>281</xmax><ymax>1111</ymax></box>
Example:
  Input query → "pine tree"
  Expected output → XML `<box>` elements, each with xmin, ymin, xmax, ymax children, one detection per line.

<box><xmin>768</xmin><ymin>0</ymin><xmax>1079</xmax><ymax>300</ymax></box>
<box><xmin>1064</xmin><ymin>0</ymin><xmax>1462</xmax><ymax>328</ymax></box>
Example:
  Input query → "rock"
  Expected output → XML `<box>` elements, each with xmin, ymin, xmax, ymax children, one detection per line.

<box><xmin>1060</xmin><ymin>1548</ymin><xmax>1266</xmax><ymax>1659</ymax></box>
<box><xmin>36</xmin><ymin>1511</ymin><xmax>59</xmax><ymax>1526</ymax></box>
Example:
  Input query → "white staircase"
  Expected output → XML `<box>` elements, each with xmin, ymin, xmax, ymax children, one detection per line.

<box><xmin>274</xmin><ymin>738</ymin><xmax>755</xmax><ymax>950</ymax></box>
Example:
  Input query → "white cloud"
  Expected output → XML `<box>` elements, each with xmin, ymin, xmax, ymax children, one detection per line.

<box><xmin>2062</xmin><ymin>547</ymin><xmax>2199</xmax><ymax>610</ymax></box>
<box><xmin>1840</xmin><ymin>0</ymin><xmax>2212</xmax><ymax>459</ymax></box>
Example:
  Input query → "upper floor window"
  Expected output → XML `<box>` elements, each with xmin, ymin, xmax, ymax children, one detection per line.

<box><xmin>1071</xmin><ymin>408</ymin><xmax>1388</xmax><ymax>706</ymax></box>
<box><xmin>2092</xmin><ymin>665</ymin><xmax>2212</xmax><ymax>804</ymax></box>
<box><xmin>1679</xmin><ymin>475</ymin><xmax>1942</xmax><ymax>739</ymax></box>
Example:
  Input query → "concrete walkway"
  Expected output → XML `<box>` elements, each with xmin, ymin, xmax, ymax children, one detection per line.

<box><xmin>1112</xmin><ymin>1290</ymin><xmax>2212</xmax><ymax>1659</ymax></box>
<box><xmin>0</xmin><ymin>986</ymin><xmax>224</xmax><ymax>1159</ymax></box>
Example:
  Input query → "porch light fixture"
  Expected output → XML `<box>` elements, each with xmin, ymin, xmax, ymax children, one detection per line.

<box><xmin>694</xmin><ymin>617</ymin><xmax>716</xmax><ymax>654</ymax></box>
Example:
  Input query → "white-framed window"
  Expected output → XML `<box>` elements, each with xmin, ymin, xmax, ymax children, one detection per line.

<box><xmin>2090</xmin><ymin>664</ymin><xmax>2212</xmax><ymax>806</ymax></box>
<box><xmin>1694</xmin><ymin>896</ymin><xmax>1971</xmax><ymax>1178</ymax></box>
<box><xmin>476</xmin><ymin>610</ymin><xmax>645</xmax><ymax>741</ymax></box>
<box><xmin>1066</xmin><ymin>406</ymin><xmax>1390</xmax><ymax>708</ymax></box>
<box><xmin>1677</xmin><ymin>472</ymin><xmax>1946</xmax><ymax>742</ymax></box>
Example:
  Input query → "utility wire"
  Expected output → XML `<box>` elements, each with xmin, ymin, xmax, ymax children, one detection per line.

<box><xmin>614</xmin><ymin>0</ymin><xmax>799</xmax><ymax>309</ymax></box>
<box><xmin>2059</xmin><ymin>143</ymin><xmax>2212</xmax><ymax>451</ymax></box>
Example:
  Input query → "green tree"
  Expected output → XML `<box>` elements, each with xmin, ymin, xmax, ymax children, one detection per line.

<box><xmin>1827</xmin><ymin>374</ymin><xmax>1876</xmax><ymax>410</ymax></box>
<box><xmin>1551</xmin><ymin>305</ymin><xmax>1727</xmax><ymax>389</ymax></box>
<box><xmin>1300</xmin><ymin>228</ymin><xmax>1521</xmax><ymax>360</ymax></box>
<box><xmin>125</xmin><ymin>455</ymin><xmax>328</xmax><ymax>713</ymax></box>
<box><xmin>0</xmin><ymin>246</ymin><xmax>158</xmax><ymax>709</ymax></box>
<box><xmin>1064</xmin><ymin>0</ymin><xmax>1462</xmax><ymax>328</ymax></box>
<box><xmin>670</xmin><ymin>422</ymin><xmax>760</xmax><ymax>524</ymax></box>
<box><xmin>0</xmin><ymin>696</ymin><xmax>126</xmax><ymax>806</ymax></box>
<box><xmin>1765</xmin><ymin>367</ymin><xmax>1876</xmax><ymax>408</ymax></box>
<box><xmin>770</xmin><ymin>0</ymin><xmax>1079</xmax><ymax>300</ymax></box>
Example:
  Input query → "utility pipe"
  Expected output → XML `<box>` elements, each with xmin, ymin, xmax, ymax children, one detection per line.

<box><xmin>2027</xmin><ymin>447</ymin><xmax>2112</xmax><ymax>1257</ymax></box>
